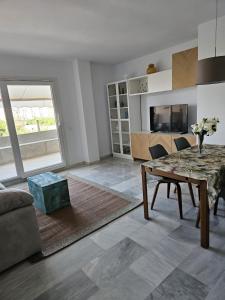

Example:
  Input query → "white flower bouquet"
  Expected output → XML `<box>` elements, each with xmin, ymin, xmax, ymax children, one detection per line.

<box><xmin>191</xmin><ymin>117</ymin><xmax>219</xmax><ymax>153</ymax></box>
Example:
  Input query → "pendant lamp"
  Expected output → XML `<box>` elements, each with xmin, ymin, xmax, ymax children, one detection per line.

<box><xmin>197</xmin><ymin>0</ymin><xmax>225</xmax><ymax>85</ymax></box>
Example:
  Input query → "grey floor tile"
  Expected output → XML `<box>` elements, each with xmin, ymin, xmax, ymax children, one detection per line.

<box><xmin>146</xmin><ymin>268</ymin><xmax>208</xmax><ymax>300</ymax></box>
<box><xmin>90</xmin><ymin>225</ymin><xmax>125</xmax><ymax>250</ymax></box>
<box><xmin>88</xmin><ymin>269</ymin><xmax>153</xmax><ymax>300</ymax></box>
<box><xmin>179</xmin><ymin>236</ymin><xmax>225</xmax><ymax>288</ymax></box>
<box><xmin>35</xmin><ymin>270</ymin><xmax>98</xmax><ymax>300</ymax></box>
<box><xmin>128</xmin><ymin>206</ymin><xmax>158</xmax><ymax>225</ymax></box>
<box><xmin>130</xmin><ymin>248</ymin><xmax>175</xmax><ymax>287</ymax></box>
<box><xmin>90</xmin><ymin>214</ymin><xmax>143</xmax><ymax>250</ymax></box>
<box><xmin>129</xmin><ymin>223</ymin><xmax>166</xmax><ymax>251</ymax></box>
<box><xmin>0</xmin><ymin>238</ymin><xmax>103</xmax><ymax>300</ymax></box>
<box><xmin>150</xmin><ymin>236</ymin><xmax>196</xmax><ymax>268</ymax></box>
<box><xmin>129</xmin><ymin>213</ymin><xmax>181</xmax><ymax>251</ymax></box>
<box><xmin>205</xmin><ymin>270</ymin><xmax>225</xmax><ymax>300</ymax></box>
<box><xmin>82</xmin><ymin>237</ymin><xmax>146</xmax><ymax>287</ymax></box>
<box><xmin>169</xmin><ymin>224</ymin><xmax>200</xmax><ymax>246</ymax></box>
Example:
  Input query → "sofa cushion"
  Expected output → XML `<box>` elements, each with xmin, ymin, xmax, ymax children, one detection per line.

<box><xmin>0</xmin><ymin>189</ymin><xmax>33</xmax><ymax>216</ymax></box>
<box><xmin>0</xmin><ymin>183</ymin><xmax>5</xmax><ymax>190</ymax></box>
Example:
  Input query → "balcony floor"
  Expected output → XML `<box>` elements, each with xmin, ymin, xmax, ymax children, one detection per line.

<box><xmin>0</xmin><ymin>152</ymin><xmax>62</xmax><ymax>181</ymax></box>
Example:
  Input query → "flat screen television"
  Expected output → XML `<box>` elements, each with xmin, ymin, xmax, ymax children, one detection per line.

<box><xmin>150</xmin><ymin>104</ymin><xmax>188</xmax><ymax>133</ymax></box>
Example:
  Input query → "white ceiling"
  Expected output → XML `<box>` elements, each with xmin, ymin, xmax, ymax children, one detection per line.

<box><xmin>0</xmin><ymin>0</ymin><xmax>224</xmax><ymax>64</ymax></box>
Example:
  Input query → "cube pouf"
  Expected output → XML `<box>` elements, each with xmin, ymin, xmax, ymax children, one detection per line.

<box><xmin>28</xmin><ymin>172</ymin><xmax>70</xmax><ymax>214</ymax></box>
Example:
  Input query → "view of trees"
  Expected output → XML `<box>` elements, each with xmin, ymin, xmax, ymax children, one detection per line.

<box><xmin>0</xmin><ymin>118</ymin><xmax>56</xmax><ymax>137</ymax></box>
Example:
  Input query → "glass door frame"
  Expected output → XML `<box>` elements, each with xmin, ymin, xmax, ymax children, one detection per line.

<box><xmin>0</xmin><ymin>80</ymin><xmax>66</xmax><ymax>181</ymax></box>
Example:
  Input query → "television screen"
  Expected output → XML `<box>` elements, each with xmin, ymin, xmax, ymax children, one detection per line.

<box><xmin>150</xmin><ymin>105</ymin><xmax>171</xmax><ymax>132</ymax></box>
<box><xmin>171</xmin><ymin>104</ymin><xmax>188</xmax><ymax>133</ymax></box>
<box><xmin>150</xmin><ymin>104</ymin><xmax>188</xmax><ymax>133</ymax></box>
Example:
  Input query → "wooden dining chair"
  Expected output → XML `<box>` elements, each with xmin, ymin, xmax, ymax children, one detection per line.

<box><xmin>149</xmin><ymin>144</ymin><xmax>196</xmax><ymax>219</ymax></box>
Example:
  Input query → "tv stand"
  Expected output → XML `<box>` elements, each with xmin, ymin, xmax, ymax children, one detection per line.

<box><xmin>131</xmin><ymin>131</ymin><xmax>196</xmax><ymax>161</ymax></box>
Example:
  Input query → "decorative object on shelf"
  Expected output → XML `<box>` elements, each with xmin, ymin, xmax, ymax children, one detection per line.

<box><xmin>124</xmin><ymin>111</ymin><xmax>129</xmax><ymax>119</ymax></box>
<box><xmin>197</xmin><ymin>0</ymin><xmax>225</xmax><ymax>85</ymax></box>
<box><xmin>191</xmin><ymin>117</ymin><xmax>219</xmax><ymax>154</ymax></box>
<box><xmin>138</xmin><ymin>78</ymin><xmax>148</xmax><ymax>93</ymax></box>
<box><xmin>146</xmin><ymin>64</ymin><xmax>157</xmax><ymax>74</ymax></box>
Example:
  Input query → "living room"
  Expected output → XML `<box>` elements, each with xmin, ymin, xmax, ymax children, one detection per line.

<box><xmin>0</xmin><ymin>1</ymin><xmax>225</xmax><ymax>299</ymax></box>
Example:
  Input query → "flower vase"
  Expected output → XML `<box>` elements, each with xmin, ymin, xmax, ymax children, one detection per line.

<box><xmin>198</xmin><ymin>133</ymin><xmax>204</xmax><ymax>154</ymax></box>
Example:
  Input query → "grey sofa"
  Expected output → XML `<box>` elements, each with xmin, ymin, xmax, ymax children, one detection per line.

<box><xmin>0</xmin><ymin>184</ymin><xmax>41</xmax><ymax>272</ymax></box>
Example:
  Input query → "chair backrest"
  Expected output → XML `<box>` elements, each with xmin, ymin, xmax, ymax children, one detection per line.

<box><xmin>174</xmin><ymin>137</ymin><xmax>191</xmax><ymax>151</ymax></box>
<box><xmin>149</xmin><ymin>144</ymin><xmax>168</xmax><ymax>160</ymax></box>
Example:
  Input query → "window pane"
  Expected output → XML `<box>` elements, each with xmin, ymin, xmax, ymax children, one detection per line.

<box><xmin>0</xmin><ymin>91</ymin><xmax>17</xmax><ymax>180</ymax></box>
<box><xmin>7</xmin><ymin>85</ymin><xmax>63</xmax><ymax>173</ymax></box>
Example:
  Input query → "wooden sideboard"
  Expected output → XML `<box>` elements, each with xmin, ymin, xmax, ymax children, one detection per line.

<box><xmin>131</xmin><ymin>132</ymin><xmax>196</xmax><ymax>160</ymax></box>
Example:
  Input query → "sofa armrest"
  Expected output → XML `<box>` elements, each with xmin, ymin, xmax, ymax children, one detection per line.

<box><xmin>0</xmin><ymin>189</ymin><xmax>34</xmax><ymax>216</ymax></box>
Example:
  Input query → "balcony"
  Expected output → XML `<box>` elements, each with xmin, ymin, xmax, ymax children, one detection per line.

<box><xmin>0</xmin><ymin>130</ymin><xmax>62</xmax><ymax>181</ymax></box>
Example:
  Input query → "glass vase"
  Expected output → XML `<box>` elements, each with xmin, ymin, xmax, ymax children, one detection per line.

<box><xmin>198</xmin><ymin>133</ymin><xmax>204</xmax><ymax>154</ymax></box>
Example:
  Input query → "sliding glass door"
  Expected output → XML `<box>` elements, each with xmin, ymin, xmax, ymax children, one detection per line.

<box><xmin>0</xmin><ymin>90</ymin><xmax>17</xmax><ymax>181</ymax></box>
<box><xmin>0</xmin><ymin>81</ymin><xmax>65</xmax><ymax>181</ymax></box>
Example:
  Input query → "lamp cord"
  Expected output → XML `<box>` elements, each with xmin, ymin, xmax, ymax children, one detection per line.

<box><xmin>215</xmin><ymin>0</ymin><xmax>218</xmax><ymax>57</ymax></box>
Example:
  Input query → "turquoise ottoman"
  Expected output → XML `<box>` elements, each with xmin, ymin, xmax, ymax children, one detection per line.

<box><xmin>28</xmin><ymin>172</ymin><xmax>70</xmax><ymax>214</ymax></box>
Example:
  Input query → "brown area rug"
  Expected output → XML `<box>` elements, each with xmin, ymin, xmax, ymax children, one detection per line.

<box><xmin>26</xmin><ymin>176</ymin><xmax>141</xmax><ymax>257</ymax></box>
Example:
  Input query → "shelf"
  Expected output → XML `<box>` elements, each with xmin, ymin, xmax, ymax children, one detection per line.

<box><xmin>110</xmin><ymin>118</ymin><xmax>118</xmax><ymax>121</ymax></box>
<box><xmin>119</xmin><ymin>93</ymin><xmax>127</xmax><ymax>96</ymax></box>
<box><xmin>122</xmin><ymin>143</ymin><xmax>130</xmax><ymax>147</ymax></box>
<box><xmin>120</xmin><ymin>119</ymin><xmax>129</xmax><ymax>121</ymax></box>
<box><xmin>128</xmin><ymin>70</ymin><xmax>172</xmax><ymax>96</ymax></box>
<box><xmin>129</xmin><ymin>92</ymin><xmax>149</xmax><ymax>96</ymax></box>
<box><xmin>120</xmin><ymin>107</ymin><xmax>128</xmax><ymax>109</ymax></box>
<box><xmin>110</xmin><ymin>108</ymin><xmax>118</xmax><ymax>110</ymax></box>
<box><xmin>109</xmin><ymin>95</ymin><xmax>117</xmax><ymax>98</ymax></box>
<box><xmin>122</xmin><ymin>131</ymin><xmax>130</xmax><ymax>134</ymax></box>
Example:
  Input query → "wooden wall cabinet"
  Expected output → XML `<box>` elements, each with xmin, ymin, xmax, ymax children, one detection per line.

<box><xmin>131</xmin><ymin>132</ymin><xmax>151</xmax><ymax>161</ymax></box>
<box><xmin>131</xmin><ymin>132</ymin><xmax>196</xmax><ymax>160</ymax></box>
<box><xmin>172</xmin><ymin>47</ymin><xmax>198</xmax><ymax>90</ymax></box>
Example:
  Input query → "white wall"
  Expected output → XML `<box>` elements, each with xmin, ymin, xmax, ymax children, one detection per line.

<box><xmin>73</xmin><ymin>59</ymin><xmax>100</xmax><ymax>162</ymax></box>
<box><xmin>197</xmin><ymin>16</ymin><xmax>225</xmax><ymax>144</ymax></box>
<box><xmin>91</xmin><ymin>63</ymin><xmax>113</xmax><ymax>157</ymax></box>
<box><xmin>113</xmin><ymin>39</ymin><xmax>198</xmax><ymax>132</ymax></box>
<box><xmin>0</xmin><ymin>54</ymin><xmax>84</xmax><ymax>165</ymax></box>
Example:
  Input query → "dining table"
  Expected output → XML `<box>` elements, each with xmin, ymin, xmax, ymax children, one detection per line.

<box><xmin>141</xmin><ymin>144</ymin><xmax>225</xmax><ymax>248</ymax></box>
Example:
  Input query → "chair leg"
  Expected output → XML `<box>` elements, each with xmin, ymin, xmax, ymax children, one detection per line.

<box><xmin>174</xmin><ymin>187</ymin><xmax>177</xmax><ymax>194</ymax></box>
<box><xmin>167</xmin><ymin>183</ymin><xmax>171</xmax><ymax>199</ymax></box>
<box><xmin>151</xmin><ymin>182</ymin><xmax>160</xmax><ymax>210</ymax></box>
<box><xmin>175</xmin><ymin>183</ymin><xmax>183</xmax><ymax>219</ymax></box>
<box><xmin>214</xmin><ymin>196</ymin><xmax>219</xmax><ymax>216</ymax></box>
<box><xmin>196</xmin><ymin>209</ymin><xmax>200</xmax><ymax>228</ymax></box>
<box><xmin>188</xmin><ymin>183</ymin><xmax>196</xmax><ymax>207</ymax></box>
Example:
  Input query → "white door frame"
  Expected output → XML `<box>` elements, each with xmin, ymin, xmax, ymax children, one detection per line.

<box><xmin>0</xmin><ymin>80</ymin><xmax>66</xmax><ymax>179</ymax></box>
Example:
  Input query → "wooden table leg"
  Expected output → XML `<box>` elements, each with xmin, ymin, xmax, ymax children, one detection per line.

<box><xmin>141</xmin><ymin>165</ymin><xmax>149</xmax><ymax>220</ymax></box>
<box><xmin>199</xmin><ymin>180</ymin><xmax>209</xmax><ymax>248</ymax></box>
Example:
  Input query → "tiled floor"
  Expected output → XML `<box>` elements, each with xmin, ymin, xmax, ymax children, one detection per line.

<box><xmin>1</xmin><ymin>157</ymin><xmax>225</xmax><ymax>300</ymax></box>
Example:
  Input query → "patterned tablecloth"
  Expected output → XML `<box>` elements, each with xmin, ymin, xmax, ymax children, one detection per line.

<box><xmin>142</xmin><ymin>145</ymin><xmax>225</xmax><ymax>208</ymax></box>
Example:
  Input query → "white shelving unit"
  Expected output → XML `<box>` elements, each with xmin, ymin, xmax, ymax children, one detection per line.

<box><xmin>107</xmin><ymin>80</ymin><xmax>141</xmax><ymax>158</ymax></box>
<box><xmin>128</xmin><ymin>69</ymin><xmax>172</xmax><ymax>96</ymax></box>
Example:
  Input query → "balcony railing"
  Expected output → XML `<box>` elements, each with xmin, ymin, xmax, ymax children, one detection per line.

<box><xmin>0</xmin><ymin>130</ymin><xmax>60</xmax><ymax>165</ymax></box>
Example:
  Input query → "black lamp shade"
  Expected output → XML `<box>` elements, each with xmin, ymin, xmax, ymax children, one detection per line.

<box><xmin>197</xmin><ymin>56</ymin><xmax>225</xmax><ymax>85</ymax></box>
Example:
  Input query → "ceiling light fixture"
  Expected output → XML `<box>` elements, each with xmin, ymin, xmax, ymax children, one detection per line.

<box><xmin>197</xmin><ymin>0</ymin><xmax>225</xmax><ymax>85</ymax></box>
